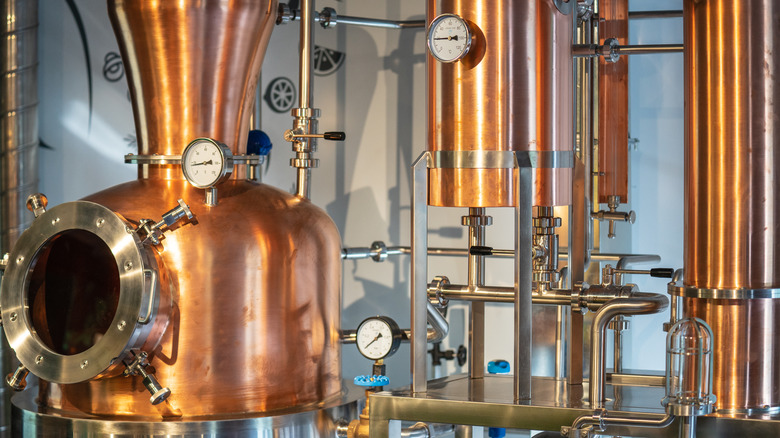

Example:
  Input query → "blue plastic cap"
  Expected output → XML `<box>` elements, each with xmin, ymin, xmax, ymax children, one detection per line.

<box><xmin>487</xmin><ymin>360</ymin><xmax>510</xmax><ymax>375</ymax></box>
<box><xmin>488</xmin><ymin>427</ymin><xmax>506</xmax><ymax>437</ymax></box>
<box><xmin>247</xmin><ymin>130</ymin><xmax>273</xmax><ymax>156</ymax></box>
<box><xmin>353</xmin><ymin>375</ymin><xmax>390</xmax><ymax>387</ymax></box>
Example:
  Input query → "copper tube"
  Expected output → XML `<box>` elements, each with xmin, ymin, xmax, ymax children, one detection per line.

<box><xmin>596</xmin><ymin>0</ymin><xmax>629</xmax><ymax>204</ymax></box>
<box><xmin>426</xmin><ymin>0</ymin><xmax>537</xmax><ymax>207</ymax></box>
<box><xmin>683</xmin><ymin>0</ymin><xmax>780</xmax><ymax>289</ymax></box>
<box><xmin>109</xmin><ymin>0</ymin><xmax>277</xmax><ymax>180</ymax></box>
<box><xmin>682</xmin><ymin>0</ymin><xmax>780</xmax><ymax>412</ymax></box>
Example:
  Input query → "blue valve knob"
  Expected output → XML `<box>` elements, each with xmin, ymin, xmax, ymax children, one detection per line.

<box><xmin>247</xmin><ymin>130</ymin><xmax>273</xmax><ymax>156</ymax></box>
<box><xmin>487</xmin><ymin>360</ymin><xmax>510</xmax><ymax>374</ymax></box>
<box><xmin>353</xmin><ymin>375</ymin><xmax>390</xmax><ymax>387</ymax></box>
<box><xmin>488</xmin><ymin>360</ymin><xmax>510</xmax><ymax>437</ymax></box>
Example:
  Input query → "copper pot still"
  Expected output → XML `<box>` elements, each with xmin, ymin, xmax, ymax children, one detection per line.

<box><xmin>426</xmin><ymin>0</ymin><xmax>573</xmax><ymax>208</ymax></box>
<box><xmin>6</xmin><ymin>0</ymin><xmax>343</xmax><ymax>418</ymax></box>
<box><xmin>682</xmin><ymin>0</ymin><xmax>780</xmax><ymax>413</ymax></box>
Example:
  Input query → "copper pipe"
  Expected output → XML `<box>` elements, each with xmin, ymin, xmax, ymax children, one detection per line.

<box><xmin>683</xmin><ymin>0</ymin><xmax>780</xmax><ymax>412</ymax></box>
<box><xmin>427</xmin><ymin>0</ymin><xmax>537</xmax><ymax>207</ymax></box>
<box><xmin>596</xmin><ymin>0</ymin><xmax>629</xmax><ymax>204</ymax></box>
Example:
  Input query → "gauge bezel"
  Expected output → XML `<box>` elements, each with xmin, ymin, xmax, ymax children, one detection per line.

<box><xmin>427</xmin><ymin>13</ymin><xmax>473</xmax><ymax>63</ymax></box>
<box><xmin>355</xmin><ymin>316</ymin><xmax>403</xmax><ymax>360</ymax></box>
<box><xmin>181</xmin><ymin>138</ymin><xmax>234</xmax><ymax>189</ymax></box>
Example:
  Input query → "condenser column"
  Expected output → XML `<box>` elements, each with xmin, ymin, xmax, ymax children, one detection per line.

<box><xmin>679</xmin><ymin>0</ymin><xmax>780</xmax><ymax>413</ymax></box>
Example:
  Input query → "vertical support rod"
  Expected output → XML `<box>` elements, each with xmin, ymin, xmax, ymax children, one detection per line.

<box><xmin>468</xmin><ymin>207</ymin><xmax>486</xmax><ymax>379</ymax></box>
<box><xmin>569</xmin><ymin>5</ymin><xmax>594</xmax><ymax>387</ymax></box>
<box><xmin>298</xmin><ymin>0</ymin><xmax>313</xmax><ymax>110</ymax></box>
<box><xmin>514</xmin><ymin>167</ymin><xmax>533</xmax><ymax>401</ymax></box>
<box><xmin>294</xmin><ymin>0</ymin><xmax>315</xmax><ymax>199</ymax></box>
<box><xmin>411</xmin><ymin>153</ymin><xmax>430</xmax><ymax>393</ymax></box>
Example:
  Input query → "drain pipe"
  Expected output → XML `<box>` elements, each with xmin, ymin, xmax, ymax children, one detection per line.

<box><xmin>590</xmin><ymin>293</ymin><xmax>669</xmax><ymax>407</ymax></box>
<box><xmin>1</xmin><ymin>0</ymin><xmax>39</xmax><ymax>435</ymax></box>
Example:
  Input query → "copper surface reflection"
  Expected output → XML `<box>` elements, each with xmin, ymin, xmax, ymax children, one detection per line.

<box><xmin>597</xmin><ymin>0</ymin><xmax>629</xmax><ymax>204</ymax></box>
<box><xmin>683</xmin><ymin>0</ymin><xmax>780</xmax><ymax>289</ymax></box>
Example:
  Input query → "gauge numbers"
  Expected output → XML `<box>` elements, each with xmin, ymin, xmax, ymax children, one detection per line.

<box><xmin>356</xmin><ymin>316</ymin><xmax>402</xmax><ymax>361</ymax></box>
<box><xmin>427</xmin><ymin>14</ymin><xmax>472</xmax><ymax>63</ymax></box>
<box><xmin>181</xmin><ymin>138</ymin><xmax>233</xmax><ymax>189</ymax></box>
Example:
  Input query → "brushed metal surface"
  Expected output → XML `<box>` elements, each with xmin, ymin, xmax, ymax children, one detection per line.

<box><xmin>108</xmin><ymin>0</ymin><xmax>277</xmax><ymax>180</ymax></box>
<box><xmin>38</xmin><ymin>180</ymin><xmax>343</xmax><ymax>417</ymax></box>
<box><xmin>682</xmin><ymin>0</ymin><xmax>780</xmax><ymax>413</ymax></box>
<box><xmin>368</xmin><ymin>374</ymin><xmax>780</xmax><ymax>438</ymax></box>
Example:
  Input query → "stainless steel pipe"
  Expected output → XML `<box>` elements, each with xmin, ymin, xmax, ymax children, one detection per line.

<box><xmin>590</xmin><ymin>293</ymin><xmax>669</xmax><ymax>407</ymax></box>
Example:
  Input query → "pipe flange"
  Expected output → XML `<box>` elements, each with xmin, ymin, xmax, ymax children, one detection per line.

<box><xmin>461</xmin><ymin>215</ymin><xmax>493</xmax><ymax>227</ymax></box>
<box><xmin>429</xmin><ymin>276</ymin><xmax>450</xmax><ymax>308</ymax></box>
<box><xmin>319</xmin><ymin>7</ymin><xmax>337</xmax><ymax>28</ymax></box>
<box><xmin>572</xmin><ymin>281</ymin><xmax>589</xmax><ymax>314</ymax></box>
<box><xmin>670</xmin><ymin>285</ymin><xmax>780</xmax><ymax>299</ymax></box>
<box><xmin>369</xmin><ymin>241</ymin><xmax>388</xmax><ymax>262</ymax></box>
<box><xmin>291</xmin><ymin>108</ymin><xmax>321</xmax><ymax>119</ymax></box>
<box><xmin>290</xmin><ymin>158</ymin><xmax>320</xmax><ymax>168</ymax></box>
<box><xmin>0</xmin><ymin>201</ymin><xmax>168</xmax><ymax>384</ymax></box>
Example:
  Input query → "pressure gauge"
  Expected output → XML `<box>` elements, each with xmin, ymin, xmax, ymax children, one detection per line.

<box><xmin>181</xmin><ymin>138</ymin><xmax>234</xmax><ymax>189</ymax></box>
<box><xmin>356</xmin><ymin>316</ymin><xmax>403</xmax><ymax>361</ymax></box>
<box><xmin>427</xmin><ymin>14</ymin><xmax>472</xmax><ymax>63</ymax></box>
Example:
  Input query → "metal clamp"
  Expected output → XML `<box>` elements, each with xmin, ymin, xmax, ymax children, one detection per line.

<box><xmin>124</xmin><ymin>154</ymin><xmax>261</xmax><ymax>165</ymax></box>
<box><xmin>670</xmin><ymin>285</ymin><xmax>780</xmax><ymax>300</ymax></box>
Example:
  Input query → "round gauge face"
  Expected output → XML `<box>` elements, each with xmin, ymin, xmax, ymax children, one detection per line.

<box><xmin>356</xmin><ymin>317</ymin><xmax>401</xmax><ymax>360</ymax></box>
<box><xmin>181</xmin><ymin>138</ymin><xmax>233</xmax><ymax>189</ymax></box>
<box><xmin>427</xmin><ymin>14</ymin><xmax>472</xmax><ymax>63</ymax></box>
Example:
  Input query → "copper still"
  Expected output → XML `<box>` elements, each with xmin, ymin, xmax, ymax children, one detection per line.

<box><xmin>426</xmin><ymin>0</ymin><xmax>572</xmax><ymax>208</ymax></box>
<box><xmin>1</xmin><ymin>0</ymin><xmax>343</xmax><ymax>419</ymax></box>
<box><xmin>682</xmin><ymin>0</ymin><xmax>780</xmax><ymax>412</ymax></box>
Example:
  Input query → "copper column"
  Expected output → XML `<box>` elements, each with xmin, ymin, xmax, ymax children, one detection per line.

<box><xmin>427</xmin><ymin>0</ymin><xmax>572</xmax><ymax>208</ymax></box>
<box><xmin>683</xmin><ymin>0</ymin><xmax>780</xmax><ymax>412</ymax></box>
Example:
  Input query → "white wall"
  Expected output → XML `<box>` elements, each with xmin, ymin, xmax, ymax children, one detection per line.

<box><xmin>36</xmin><ymin>0</ymin><xmax>684</xmax><ymax>392</ymax></box>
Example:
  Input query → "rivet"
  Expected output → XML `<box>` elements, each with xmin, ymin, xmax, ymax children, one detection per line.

<box><xmin>51</xmin><ymin>218</ymin><xmax>60</xmax><ymax>225</ymax></box>
<box><xmin>9</xmin><ymin>312</ymin><xmax>17</xmax><ymax>322</ymax></box>
<box><xmin>16</xmin><ymin>256</ymin><xmax>24</xmax><ymax>264</ymax></box>
<box><xmin>80</xmin><ymin>360</ymin><xmax>89</xmax><ymax>369</ymax></box>
<box><xmin>35</xmin><ymin>355</ymin><xmax>43</xmax><ymax>364</ymax></box>
<box><xmin>117</xmin><ymin>320</ymin><xmax>126</xmax><ymax>331</ymax></box>
<box><xmin>124</xmin><ymin>261</ymin><xmax>133</xmax><ymax>271</ymax></box>
<box><xmin>96</xmin><ymin>218</ymin><xmax>105</xmax><ymax>228</ymax></box>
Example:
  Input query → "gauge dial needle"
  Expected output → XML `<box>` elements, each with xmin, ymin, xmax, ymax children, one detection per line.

<box><xmin>191</xmin><ymin>160</ymin><xmax>213</xmax><ymax>166</ymax></box>
<box><xmin>434</xmin><ymin>36</ymin><xmax>458</xmax><ymax>41</ymax></box>
<box><xmin>364</xmin><ymin>332</ymin><xmax>383</xmax><ymax>348</ymax></box>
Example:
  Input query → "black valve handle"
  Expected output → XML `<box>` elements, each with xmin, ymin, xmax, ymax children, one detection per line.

<box><xmin>323</xmin><ymin>131</ymin><xmax>346</xmax><ymax>141</ymax></box>
<box><xmin>650</xmin><ymin>268</ymin><xmax>675</xmax><ymax>278</ymax></box>
<box><xmin>469</xmin><ymin>245</ymin><xmax>494</xmax><ymax>256</ymax></box>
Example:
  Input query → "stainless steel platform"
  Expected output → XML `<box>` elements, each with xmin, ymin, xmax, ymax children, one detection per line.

<box><xmin>10</xmin><ymin>380</ymin><xmax>360</xmax><ymax>437</ymax></box>
<box><xmin>368</xmin><ymin>374</ymin><xmax>780</xmax><ymax>437</ymax></box>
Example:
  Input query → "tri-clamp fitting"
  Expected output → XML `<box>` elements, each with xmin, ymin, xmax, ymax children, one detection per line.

<box><xmin>137</xmin><ymin>199</ymin><xmax>193</xmax><ymax>245</ymax></box>
<box><xmin>533</xmin><ymin>207</ymin><xmax>561</xmax><ymax>291</ymax></box>
<box><xmin>123</xmin><ymin>350</ymin><xmax>171</xmax><ymax>405</ymax></box>
<box><xmin>591</xmin><ymin>195</ymin><xmax>635</xmax><ymax>239</ymax></box>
